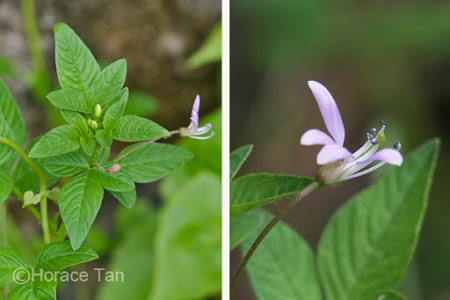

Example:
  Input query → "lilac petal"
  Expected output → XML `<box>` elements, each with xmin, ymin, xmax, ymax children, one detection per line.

<box><xmin>357</xmin><ymin>148</ymin><xmax>403</xmax><ymax>167</ymax></box>
<box><xmin>190</xmin><ymin>95</ymin><xmax>200</xmax><ymax>128</ymax></box>
<box><xmin>308</xmin><ymin>81</ymin><xmax>345</xmax><ymax>146</ymax></box>
<box><xmin>300</xmin><ymin>129</ymin><xmax>335</xmax><ymax>146</ymax></box>
<box><xmin>317</xmin><ymin>144</ymin><xmax>353</xmax><ymax>165</ymax></box>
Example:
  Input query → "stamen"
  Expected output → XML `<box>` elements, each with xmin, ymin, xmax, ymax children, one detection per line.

<box><xmin>344</xmin><ymin>161</ymin><xmax>386</xmax><ymax>180</ymax></box>
<box><xmin>370</xmin><ymin>128</ymin><xmax>377</xmax><ymax>135</ymax></box>
<box><xmin>380</xmin><ymin>120</ymin><xmax>388</xmax><ymax>126</ymax></box>
<box><xmin>371</xmin><ymin>138</ymin><xmax>378</xmax><ymax>145</ymax></box>
<box><xmin>393</xmin><ymin>140</ymin><xmax>401</xmax><ymax>150</ymax></box>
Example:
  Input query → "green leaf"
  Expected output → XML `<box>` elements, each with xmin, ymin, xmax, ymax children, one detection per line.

<box><xmin>0</xmin><ymin>170</ymin><xmax>13</xmax><ymax>204</ymax></box>
<box><xmin>123</xmin><ymin>90</ymin><xmax>158</xmax><ymax>117</ymax></box>
<box><xmin>0</xmin><ymin>80</ymin><xmax>26</xmax><ymax>148</ymax></box>
<box><xmin>80</xmin><ymin>134</ymin><xmax>96</xmax><ymax>155</ymax></box>
<box><xmin>29</xmin><ymin>125</ymin><xmax>81</xmax><ymax>158</ymax></box>
<box><xmin>230</xmin><ymin>210</ymin><xmax>262</xmax><ymax>250</ymax></box>
<box><xmin>0</xmin><ymin>56</ymin><xmax>14</xmax><ymax>77</ymax></box>
<box><xmin>103</xmin><ymin>96</ymin><xmax>127</xmax><ymax>131</ymax></box>
<box><xmin>88</xmin><ymin>59</ymin><xmax>127</xmax><ymax>108</ymax></box>
<box><xmin>242</xmin><ymin>209</ymin><xmax>322</xmax><ymax>300</ymax></box>
<box><xmin>230</xmin><ymin>144</ymin><xmax>253</xmax><ymax>180</ymax></box>
<box><xmin>117</xmin><ymin>143</ymin><xmax>193</xmax><ymax>183</ymax></box>
<box><xmin>230</xmin><ymin>173</ymin><xmax>314</xmax><ymax>217</ymax></box>
<box><xmin>109</xmin><ymin>189</ymin><xmax>136</xmax><ymax>208</ymax></box>
<box><xmin>186</xmin><ymin>23</ymin><xmax>222</xmax><ymax>69</ymax></box>
<box><xmin>59</xmin><ymin>170</ymin><xmax>104</xmax><ymax>250</ymax></box>
<box><xmin>7</xmin><ymin>277</ymin><xmax>56</xmax><ymax>300</ymax></box>
<box><xmin>61</xmin><ymin>110</ymin><xmax>88</xmax><ymax>135</ymax></box>
<box><xmin>0</xmin><ymin>110</ymin><xmax>15</xmax><ymax>166</ymax></box>
<box><xmin>151</xmin><ymin>173</ymin><xmax>221</xmax><ymax>300</ymax></box>
<box><xmin>54</xmin><ymin>22</ymin><xmax>100</xmax><ymax>94</ymax></box>
<box><xmin>13</xmin><ymin>138</ymin><xmax>59</xmax><ymax>194</ymax></box>
<box><xmin>92</xmin><ymin>168</ymin><xmax>134</xmax><ymax>192</ymax></box>
<box><xmin>35</xmin><ymin>241</ymin><xmax>98</xmax><ymax>271</ymax></box>
<box><xmin>44</xmin><ymin>149</ymin><xmax>90</xmax><ymax>176</ymax></box>
<box><xmin>96</xmin><ymin>204</ymin><xmax>156</xmax><ymax>300</ymax></box>
<box><xmin>104</xmin><ymin>88</ymin><xmax>129</xmax><ymax>111</ymax></box>
<box><xmin>0</xmin><ymin>247</ymin><xmax>29</xmax><ymax>287</ymax></box>
<box><xmin>318</xmin><ymin>139</ymin><xmax>439</xmax><ymax>300</ymax></box>
<box><xmin>96</xmin><ymin>130</ymin><xmax>113</xmax><ymax>148</ymax></box>
<box><xmin>113</xmin><ymin>115</ymin><xmax>169</xmax><ymax>142</ymax></box>
<box><xmin>98</xmin><ymin>147</ymin><xmax>110</xmax><ymax>164</ymax></box>
<box><xmin>47</xmin><ymin>89</ymin><xmax>90</xmax><ymax>113</ymax></box>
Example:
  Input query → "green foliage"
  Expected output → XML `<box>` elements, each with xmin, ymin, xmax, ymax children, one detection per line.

<box><xmin>231</xmin><ymin>173</ymin><xmax>314</xmax><ymax>217</ymax></box>
<box><xmin>230</xmin><ymin>144</ymin><xmax>253</xmax><ymax>180</ymax></box>
<box><xmin>61</xmin><ymin>110</ymin><xmax>88</xmax><ymax>135</ymax></box>
<box><xmin>0</xmin><ymin>21</ymin><xmax>207</xmax><ymax>299</ymax></box>
<box><xmin>242</xmin><ymin>209</ymin><xmax>322</xmax><ymax>300</ymax></box>
<box><xmin>0</xmin><ymin>248</ymin><xmax>29</xmax><ymax>287</ymax></box>
<box><xmin>0</xmin><ymin>80</ymin><xmax>26</xmax><ymax>148</ymax></box>
<box><xmin>103</xmin><ymin>96</ymin><xmax>126</xmax><ymax>131</ymax></box>
<box><xmin>35</xmin><ymin>241</ymin><xmax>98</xmax><ymax>271</ymax></box>
<box><xmin>0</xmin><ymin>171</ymin><xmax>13</xmax><ymax>204</ymax></box>
<box><xmin>318</xmin><ymin>140</ymin><xmax>439</xmax><ymax>300</ymax></box>
<box><xmin>8</xmin><ymin>278</ymin><xmax>57</xmax><ymax>300</ymax></box>
<box><xmin>13</xmin><ymin>138</ymin><xmax>58</xmax><ymax>193</ymax></box>
<box><xmin>59</xmin><ymin>170</ymin><xmax>104</xmax><ymax>250</ymax></box>
<box><xmin>117</xmin><ymin>143</ymin><xmax>193</xmax><ymax>183</ymax></box>
<box><xmin>151</xmin><ymin>173</ymin><xmax>221</xmax><ymax>300</ymax></box>
<box><xmin>92</xmin><ymin>168</ymin><xmax>135</xmax><ymax>192</ymax></box>
<box><xmin>47</xmin><ymin>89</ymin><xmax>90</xmax><ymax>113</ymax></box>
<box><xmin>44</xmin><ymin>149</ymin><xmax>90</xmax><ymax>176</ymax></box>
<box><xmin>113</xmin><ymin>115</ymin><xmax>169</xmax><ymax>142</ymax></box>
<box><xmin>109</xmin><ymin>189</ymin><xmax>137</xmax><ymax>208</ymax></box>
<box><xmin>0</xmin><ymin>56</ymin><xmax>14</xmax><ymax>77</ymax></box>
<box><xmin>29</xmin><ymin>125</ymin><xmax>81</xmax><ymax>158</ymax></box>
<box><xmin>88</xmin><ymin>59</ymin><xmax>127</xmax><ymax>108</ymax></box>
<box><xmin>187</xmin><ymin>23</ymin><xmax>222</xmax><ymax>69</ymax></box>
<box><xmin>230</xmin><ymin>210</ymin><xmax>262</xmax><ymax>250</ymax></box>
<box><xmin>54</xmin><ymin>22</ymin><xmax>100</xmax><ymax>95</ymax></box>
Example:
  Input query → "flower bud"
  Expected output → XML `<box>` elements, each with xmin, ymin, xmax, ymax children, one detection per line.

<box><xmin>108</xmin><ymin>164</ymin><xmax>121</xmax><ymax>175</ymax></box>
<box><xmin>90</xmin><ymin>120</ymin><xmax>98</xmax><ymax>131</ymax></box>
<box><xmin>87</xmin><ymin>119</ymin><xmax>93</xmax><ymax>127</ymax></box>
<box><xmin>94</xmin><ymin>104</ymin><xmax>102</xmax><ymax>119</ymax></box>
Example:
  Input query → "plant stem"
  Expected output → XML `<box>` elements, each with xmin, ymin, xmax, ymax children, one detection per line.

<box><xmin>230</xmin><ymin>181</ymin><xmax>321</xmax><ymax>294</ymax></box>
<box><xmin>0</xmin><ymin>137</ymin><xmax>50</xmax><ymax>244</ymax></box>
<box><xmin>12</xmin><ymin>185</ymin><xmax>42</xmax><ymax>221</ymax></box>
<box><xmin>113</xmin><ymin>130</ymin><xmax>180</xmax><ymax>162</ymax></box>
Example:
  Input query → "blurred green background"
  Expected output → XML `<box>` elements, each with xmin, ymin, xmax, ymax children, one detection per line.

<box><xmin>0</xmin><ymin>0</ymin><xmax>221</xmax><ymax>299</ymax></box>
<box><xmin>231</xmin><ymin>1</ymin><xmax>450</xmax><ymax>299</ymax></box>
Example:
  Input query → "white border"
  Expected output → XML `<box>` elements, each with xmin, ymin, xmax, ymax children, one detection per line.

<box><xmin>222</xmin><ymin>0</ymin><xmax>230</xmax><ymax>298</ymax></box>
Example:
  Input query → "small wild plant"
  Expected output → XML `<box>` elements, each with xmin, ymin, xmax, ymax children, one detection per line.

<box><xmin>230</xmin><ymin>81</ymin><xmax>439</xmax><ymax>300</ymax></box>
<box><xmin>0</xmin><ymin>22</ymin><xmax>213</xmax><ymax>298</ymax></box>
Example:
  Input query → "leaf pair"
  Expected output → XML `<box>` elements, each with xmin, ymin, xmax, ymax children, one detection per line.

<box><xmin>0</xmin><ymin>242</ymin><xmax>97</xmax><ymax>299</ymax></box>
<box><xmin>234</xmin><ymin>140</ymin><xmax>439</xmax><ymax>299</ymax></box>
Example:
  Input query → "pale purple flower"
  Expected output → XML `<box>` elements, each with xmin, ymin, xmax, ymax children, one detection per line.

<box><xmin>180</xmin><ymin>95</ymin><xmax>214</xmax><ymax>140</ymax></box>
<box><xmin>300</xmin><ymin>81</ymin><xmax>403</xmax><ymax>184</ymax></box>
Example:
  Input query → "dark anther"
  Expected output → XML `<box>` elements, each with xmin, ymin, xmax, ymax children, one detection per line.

<box><xmin>393</xmin><ymin>141</ymin><xmax>401</xmax><ymax>149</ymax></box>
<box><xmin>380</xmin><ymin>120</ymin><xmax>388</xmax><ymax>126</ymax></box>
<box><xmin>370</xmin><ymin>128</ymin><xmax>377</xmax><ymax>135</ymax></box>
<box><xmin>371</xmin><ymin>138</ymin><xmax>379</xmax><ymax>145</ymax></box>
